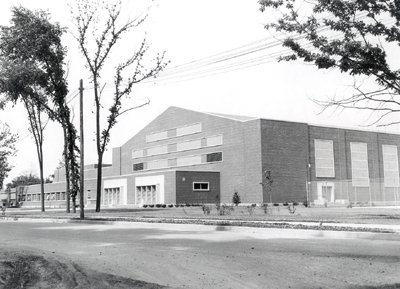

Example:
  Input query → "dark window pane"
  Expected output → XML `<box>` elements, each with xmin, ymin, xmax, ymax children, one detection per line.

<box><xmin>133</xmin><ymin>163</ymin><xmax>144</xmax><ymax>171</ymax></box>
<box><xmin>206</xmin><ymin>152</ymin><xmax>222</xmax><ymax>162</ymax></box>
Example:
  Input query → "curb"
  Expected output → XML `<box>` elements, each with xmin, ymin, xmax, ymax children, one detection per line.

<box><xmin>1</xmin><ymin>215</ymin><xmax>396</xmax><ymax>234</ymax></box>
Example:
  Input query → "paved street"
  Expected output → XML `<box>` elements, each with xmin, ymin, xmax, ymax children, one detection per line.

<box><xmin>1</xmin><ymin>220</ymin><xmax>400</xmax><ymax>289</ymax></box>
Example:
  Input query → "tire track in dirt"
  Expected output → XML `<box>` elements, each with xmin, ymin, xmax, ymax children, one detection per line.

<box><xmin>0</xmin><ymin>252</ymin><xmax>171</xmax><ymax>289</ymax></box>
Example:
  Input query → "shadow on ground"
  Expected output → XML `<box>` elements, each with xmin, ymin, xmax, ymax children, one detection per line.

<box><xmin>0</xmin><ymin>252</ymin><xmax>170</xmax><ymax>289</ymax></box>
<box><xmin>349</xmin><ymin>284</ymin><xmax>400</xmax><ymax>289</ymax></box>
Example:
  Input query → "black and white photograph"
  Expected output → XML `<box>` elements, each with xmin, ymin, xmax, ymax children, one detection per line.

<box><xmin>0</xmin><ymin>0</ymin><xmax>400</xmax><ymax>288</ymax></box>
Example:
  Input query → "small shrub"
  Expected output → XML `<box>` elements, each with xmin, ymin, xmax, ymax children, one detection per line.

<box><xmin>156</xmin><ymin>204</ymin><xmax>162</xmax><ymax>208</ymax></box>
<box><xmin>180</xmin><ymin>204</ymin><xmax>184</xmax><ymax>207</ymax></box>
<box><xmin>246</xmin><ymin>205</ymin><xmax>255</xmax><ymax>216</ymax></box>
<box><xmin>293</xmin><ymin>202</ymin><xmax>298</xmax><ymax>206</ymax></box>
<box><xmin>287</xmin><ymin>203</ymin><xmax>296</xmax><ymax>214</ymax></box>
<box><xmin>185</xmin><ymin>203</ymin><xmax>191</xmax><ymax>207</ymax></box>
<box><xmin>303</xmin><ymin>200</ymin><xmax>309</xmax><ymax>208</ymax></box>
<box><xmin>273</xmin><ymin>203</ymin><xmax>279</xmax><ymax>207</ymax></box>
<box><xmin>143</xmin><ymin>204</ymin><xmax>148</xmax><ymax>208</ymax></box>
<box><xmin>232</xmin><ymin>192</ymin><xmax>241</xmax><ymax>206</ymax></box>
<box><xmin>202</xmin><ymin>205</ymin><xmax>211</xmax><ymax>215</ymax></box>
<box><xmin>168</xmin><ymin>204</ymin><xmax>174</xmax><ymax>208</ymax></box>
<box><xmin>251</xmin><ymin>203</ymin><xmax>257</xmax><ymax>207</ymax></box>
<box><xmin>162</xmin><ymin>204</ymin><xmax>167</xmax><ymax>208</ymax></box>
<box><xmin>261</xmin><ymin>203</ymin><xmax>269</xmax><ymax>214</ymax></box>
<box><xmin>283</xmin><ymin>202</ymin><xmax>288</xmax><ymax>206</ymax></box>
<box><xmin>149</xmin><ymin>204</ymin><xmax>154</xmax><ymax>208</ymax></box>
<box><xmin>217</xmin><ymin>204</ymin><xmax>234</xmax><ymax>215</ymax></box>
<box><xmin>174</xmin><ymin>204</ymin><xmax>180</xmax><ymax>207</ymax></box>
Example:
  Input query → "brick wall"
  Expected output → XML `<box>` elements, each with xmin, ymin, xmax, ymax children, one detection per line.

<box><xmin>260</xmin><ymin>119</ymin><xmax>309</xmax><ymax>203</ymax></box>
<box><xmin>176</xmin><ymin>171</ymin><xmax>220</xmax><ymax>204</ymax></box>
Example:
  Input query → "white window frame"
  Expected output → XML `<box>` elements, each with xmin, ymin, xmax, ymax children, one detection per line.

<box><xmin>314</xmin><ymin>139</ymin><xmax>335</xmax><ymax>178</ymax></box>
<box><xmin>132</xmin><ymin>149</ymin><xmax>144</xmax><ymax>159</ymax></box>
<box><xmin>193</xmin><ymin>182</ymin><xmax>210</xmax><ymax>191</ymax></box>
<box><xmin>382</xmin><ymin>144</ymin><xmax>400</xmax><ymax>187</ymax></box>
<box><xmin>350</xmin><ymin>142</ymin><xmax>370</xmax><ymax>187</ymax></box>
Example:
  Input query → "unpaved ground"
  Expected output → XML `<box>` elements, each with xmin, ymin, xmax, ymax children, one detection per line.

<box><xmin>0</xmin><ymin>250</ymin><xmax>169</xmax><ymax>289</ymax></box>
<box><xmin>1</xmin><ymin>220</ymin><xmax>400</xmax><ymax>289</ymax></box>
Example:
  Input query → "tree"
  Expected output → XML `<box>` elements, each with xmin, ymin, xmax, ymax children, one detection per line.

<box><xmin>0</xmin><ymin>7</ymin><xmax>80</xmax><ymax>213</ymax></box>
<box><xmin>72</xmin><ymin>0</ymin><xmax>168</xmax><ymax>212</ymax></box>
<box><xmin>259</xmin><ymin>0</ymin><xmax>400</xmax><ymax>125</ymax></box>
<box><xmin>232</xmin><ymin>191</ymin><xmax>241</xmax><ymax>206</ymax></box>
<box><xmin>0</xmin><ymin>122</ymin><xmax>17</xmax><ymax>189</ymax></box>
<box><xmin>7</xmin><ymin>173</ymin><xmax>41</xmax><ymax>188</ymax></box>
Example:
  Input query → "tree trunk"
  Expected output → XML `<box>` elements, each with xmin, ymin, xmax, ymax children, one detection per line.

<box><xmin>72</xmin><ymin>196</ymin><xmax>76</xmax><ymax>213</ymax></box>
<box><xmin>63</xmin><ymin>125</ymin><xmax>71</xmax><ymax>213</ymax></box>
<box><xmin>95</xmin><ymin>153</ymin><xmax>103</xmax><ymax>212</ymax></box>
<box><xmin>94</xmin><ymin>76</ymin><xmax>103</xmax><ymax>213</ymax></box>
<box><xmin>39</xmin><ymin>147</ymin><xmax>45</xmax><ymax>212</ymax></box>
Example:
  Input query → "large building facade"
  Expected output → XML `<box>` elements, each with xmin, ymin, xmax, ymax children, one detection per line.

<box><xmin>20</xmin><ymin>106</ymin><xmax>400</xmax><ymax>207</ymax></box>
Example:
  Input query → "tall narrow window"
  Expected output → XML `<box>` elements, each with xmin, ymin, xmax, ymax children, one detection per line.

<box><xmin>350</xmin><ymin>142</ymin><xmax>369</xmax><ymax>187</ymax></box>
<box><xmin>314</xmin><ymin>139</ymin><xmax>335</xmax><ymax>178</ymax></box>
<box><xmin>383</xmin><ymin>145</ymin><xmax>400</xmax><ymax>187</ymax></box>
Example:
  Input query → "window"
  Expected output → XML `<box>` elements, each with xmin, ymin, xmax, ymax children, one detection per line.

<box><xmin>350</xmin><ymin>142</ymin><xmax>369</xmax><ymax>187</ymax></box>
<box><xmin>146</xmin><ymin>131</ymin><xmax>168</xmax><ymax>142</ymax></box>
<box><xmin>103</xmin><ymin>187</ymin><xmax>121</xmax><ymax>206</ymax></box>
<box><xmin>132</xmin><ymin>149</ymin><xmax>144</xmax><ymax>159</ymax></box>
<box><xmin>177</xmin><ymin>139</ymin><xmax>202</xmax><ymax>151</ymax></box>
<box><xmin>206</xmin><ymin>152</ymin><xmax>222</xmax><ymax>163</ymax></box>
<box><xmin>193</xmin><ymin>182</ymin><xmax>210</xmax><ymax>191</ymax></box>
<box><xmin>206</xmin><ymin>135</ymin><xmax>223</xmax><ymax>147</ymax></box>
<box><xmin>147</xmin><ymin>159</ymin><xmax>168</xmax><ymax>170</ymax></box>
<box><xmin>133</xmin><ymin>162</ymin><xmax>144</xmax><ymax>171</ymax></box>
<box><xmin>177</xmin><ymin>155</ymin><xmax>202</xmax><ymax>166</ymax></box>
<box><xmin>176</xmin><ymin>123</ymin><xmax>202</xmax><ymax>137</ymax></box>
<box><xmin>27</xmin><ymin>194</ymin><xmax>31</xmax><ymax>201</ymax></box>
<box><xmin>314</xmin><ymin>139</ymin><xmax>335</xmax><ymax>178</ymax></box>
<box><xmin>147</xmin><ymin>145</ymin><xmax>168</xmax><ymax>156</ymax></box>
<box><xmin>56</xmin><ymin>192</ymin><xmax>61</xmax><ymax>200</ymax></box>
<box><xmin>61</xmin><ymin>192</ymin><xmax>66</xmax><ymax>201</ymax></box>
<box><xmin>383</xmin><ymin>145</ymin><xmax>400</xmax><ymax>187</ymax></box>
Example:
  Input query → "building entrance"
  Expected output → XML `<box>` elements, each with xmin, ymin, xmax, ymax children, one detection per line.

<box><xmin>316</xmin><ymin>182</ymin><xmax>335</xmax><ymax>204</ymax></box>
<box><xmin>103</xmin><ymin>187</ymin><xmax>121</xmax><ymax>206</ymax></box>
<box><xmin>136</xmin><ymin>185</ymin><xmax>157</xmax><ymax>204</ymax></box>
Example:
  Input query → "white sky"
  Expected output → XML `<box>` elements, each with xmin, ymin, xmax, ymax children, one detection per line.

<box><xmin>0</xmin><ymin>0</ymin><xmax>399</xmax><ymax>184</ymax></box>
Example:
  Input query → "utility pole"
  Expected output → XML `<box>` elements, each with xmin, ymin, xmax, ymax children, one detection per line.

<box><xmin>79</xmin><ymin>79</ymin><xmax>85</xmax><ymax>219</ymax></box>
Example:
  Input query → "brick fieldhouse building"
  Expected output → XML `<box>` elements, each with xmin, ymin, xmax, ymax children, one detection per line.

<box><xmin>20</xmin><ymin>106</ymin><xmax>400</xmax><ymax>207</ymax></box>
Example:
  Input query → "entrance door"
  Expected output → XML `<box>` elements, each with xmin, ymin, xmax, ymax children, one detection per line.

<box><xmin>103</xmin><ymin>187</ymin><xmax>121</xmax><ymax>206</ymax></box>
<box><xmin>317</xmin><ymin>182</ymin><xmax>335</xmax><ymax>204</ymax></box>
<box><xmin>136</xmin><ymin>185</ymin><xmax>157</xmax><ymax>204</ymax></box>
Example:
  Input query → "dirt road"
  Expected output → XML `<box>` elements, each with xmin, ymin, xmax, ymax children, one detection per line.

<box><xmin>1</xmin><ymin>219</ymin><xmax>400</xmax><ymax>288</ymax></box>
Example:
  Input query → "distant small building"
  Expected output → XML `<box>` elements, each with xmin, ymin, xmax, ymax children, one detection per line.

<box><xmin>0</xmin><ymin>188</ymin><xmax>17</xmax><ymax>207</ymax></box>
<box><xmin>20</xmin><ymin>106</ymin><xmax>400</xmax><ymax>208</ymax></box>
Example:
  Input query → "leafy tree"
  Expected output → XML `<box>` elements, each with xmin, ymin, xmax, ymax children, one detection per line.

<box><xmin>7</xmin><ymin>173</ymin><xmax>42</xmax><ymax>188</ymax></box>
<box><xmin>72</xmin><ymin>0</ymin><xmax>168</xmax><ymax>212</ymax></box>
<box><xmin>0</xmin><ymin>7</ymin><xmax>80</xmax><ymax>212</ymax></box>
<box><xmin>0</xmin><ymin>122</ymin><xmax>17</xmax><ymax>189</ymax></box>
<box><xmin>259</xmin><ymin>0</ymin><xmax>400</xmax><ymax>125</ymax></box>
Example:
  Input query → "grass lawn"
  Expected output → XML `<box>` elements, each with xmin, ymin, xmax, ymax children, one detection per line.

<box><xmin>6</xmin><ymin>205</ymin><xmax>400</xmax><ymax>225</ymax></box>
